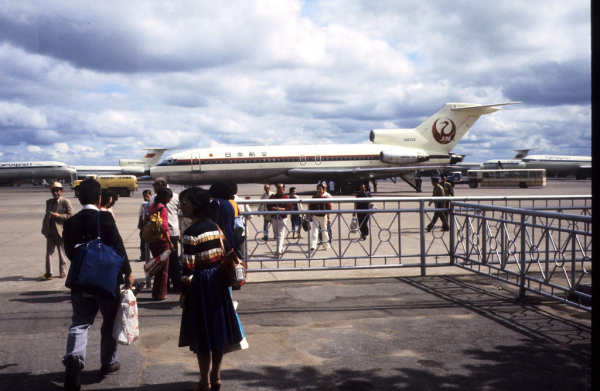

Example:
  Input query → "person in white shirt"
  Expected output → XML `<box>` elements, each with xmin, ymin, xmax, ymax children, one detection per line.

<box><xmin>259</xmin><ymin>184</ymin><xmax>275</xmax><ymax>241</ymax></box>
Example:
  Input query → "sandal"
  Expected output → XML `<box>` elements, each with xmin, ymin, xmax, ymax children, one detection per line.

<box><xmin>210</xmin><ymin>379</ymin><xmax>221</xmax><ymax>391</ymax></box>
<box><xmin>194</xmin><ymin>382</ymin><xmax>210</xmax><ymax>391</ymax></box>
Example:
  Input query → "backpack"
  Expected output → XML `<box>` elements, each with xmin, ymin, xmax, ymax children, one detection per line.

<box><xmin>141</xmin><ymin>207</ymin><xmax>165</xmax><ymax>243</ymax></box>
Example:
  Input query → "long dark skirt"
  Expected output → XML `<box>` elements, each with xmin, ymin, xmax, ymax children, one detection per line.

<box><xmin>179</xmin><ymin>263</ymin><xmax>244</xmax><ymax>353</ymax></box>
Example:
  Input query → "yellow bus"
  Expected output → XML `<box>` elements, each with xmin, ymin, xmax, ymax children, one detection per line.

<box><xmin>72</xmin><ymin>175</ymin><xmax>138</xmax><ymax>197</ymax></box>
<box><xmin>467</xmin><ymin>169</ymin><xmax>546</xmax><ymax>188</ymax></box>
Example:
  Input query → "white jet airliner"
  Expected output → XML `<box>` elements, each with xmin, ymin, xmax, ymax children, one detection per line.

<box><xmin>74</xmin><ymin>148</ymin><xmax>168</xmax><ymax>178</ymax></box>
<box><xmin>150</xmin><ymin>102</ymin><xmax>519</xmax><ymax>190</ymax></box>
<box><xmin>482</xmin><ymin>154</ymin><xmax>591</xmax><ymax>179</ymax></box>
<box><xmin>0</xmin><ymin>161</ymin><xmax>76</xmax><ymax>186</ymax></box>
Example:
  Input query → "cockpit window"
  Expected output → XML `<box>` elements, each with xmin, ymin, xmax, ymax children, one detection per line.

<box><xmin>158</xmin><ymin>157</ymin><xmax>178</xmax><ymax>166</ymax></box>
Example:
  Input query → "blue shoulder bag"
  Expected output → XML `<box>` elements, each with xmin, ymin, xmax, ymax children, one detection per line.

<box><xmin>65</xmin><ymin>212</ymin><xmax>125</xmax><ymax>298</ymax></box>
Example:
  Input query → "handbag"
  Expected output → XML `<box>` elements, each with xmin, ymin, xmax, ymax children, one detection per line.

<box><xmin>301</xmin><ymin>215</ymin><xmax>310</xmax><ymax>232</ymax></box>
<box><xmin>144</xmin><ymin>249</ymin><xmax>172</xmax><ymax>277</ymax></box>
<box><xmin>218</xmin><ymin>227</ymin><xmax>246</xmax><ymax>290</ymax></box>
<box><xmin>113</xmin><ymin>289</ymin><xmax>139</xmax><ymax>345</ymax></box>
<box><xmin>65</xmin><ymin>212</ymin><xmax>125</xmax><ymax>298</ymax></box>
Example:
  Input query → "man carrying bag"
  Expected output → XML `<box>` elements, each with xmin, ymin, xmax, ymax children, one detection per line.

<box><xmin>62</xmin><ymin>178</ymin><xmax>133</xmax><ymax>391</ymax></box>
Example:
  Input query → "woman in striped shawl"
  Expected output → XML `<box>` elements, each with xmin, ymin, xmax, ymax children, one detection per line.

<box><xmin>178</xmin><ymin>187</ymin><xmax>244</xmax><ymax>391</ymax></box>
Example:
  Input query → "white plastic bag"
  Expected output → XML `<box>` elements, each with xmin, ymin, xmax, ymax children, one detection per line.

<box><xmin>113</xmin><ymin>289</ymin><xmax>139</xmax><ymax>345</ymax></box>
<box><xmin>350</xmin><ymin>216</ymin><xmax>358</xmax><ymax>231</ymax></box>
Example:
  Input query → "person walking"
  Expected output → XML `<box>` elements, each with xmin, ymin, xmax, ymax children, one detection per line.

<box><xmin>40</xmin><ymin>182</ymin><xmax>73</xmax><ymax>280</ymax></box>
<box><xmin>267</xmin><ymin>184</ymin><xmax>292</xmax><ymax>257</ymax></box>
<box><xmin>178</xmin><ymin>187</ymin><xmax>244</xmax><ymax>391</ymax></box>
<box><xmin>288</xmin><ymin>187</ymin><xmax>303</xmax><ymax>239</ymax></box>
<box><xmin>426</xmin><ymin>177</ymin><xmax>449</xmax><ymax>232</ymax></box>
<box><xmin>259</xmin><ymin>184</ymin><xmax>275</xmax><ymax>240</ymax></box>
<box><xmin>61</xmin><ymin>178</ymin><xmax>133</xmax><ymax>391</ymax></box>
<box><xmin>440</xmin><ymin>173</ymin><xmax>454</xmax><ymax>223</ymax></box>
<box><xmin>309</xmin><ymin>184</ymin><xmax>331</xmax><ymax>251</ymax></box>
<box><xmin>353</xmin><ymin>183</ymin><xmax>373</xmax><ymax>240</ymax></box>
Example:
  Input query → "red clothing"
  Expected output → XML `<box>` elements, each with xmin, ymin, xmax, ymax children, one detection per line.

<box><xmin>309</xmin><ymin>194</ymin><xmax>331</xmax><ymax>216</ymax></box>
<box><xmin>267</xmin><ymin>194</ymin><xmax>292</xmax><ymax>218</ymax></box>
<box><xmin>148</xmin><ymin>202</ymin><xmax>170</xmax><ymax>300</ymax></box>
<box><xmin>148</xmin><ymin>202</ymin><xmax>170</xmax><ymax>243</ymax></box>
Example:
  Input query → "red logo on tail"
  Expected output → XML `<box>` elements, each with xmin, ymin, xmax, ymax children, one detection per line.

<box><xmin>144</xmin><ymin>153</ymin><xmax>156</xmax><ymax>158</ymax></box>
<box><xmin>432</xmin><ymin>118</ymin><xmax>456</xmax><ymax>144</ymax></box>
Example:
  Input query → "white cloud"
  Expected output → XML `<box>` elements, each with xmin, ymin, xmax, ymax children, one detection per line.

<box><xmin>0</xmin><ymin>0</ymin><xmax>591</xmax><ymax>166</ymax></box>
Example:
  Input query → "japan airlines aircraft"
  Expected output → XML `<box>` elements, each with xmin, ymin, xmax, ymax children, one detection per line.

<box><xmin>74</xmin><ymin>148</ymin><xmax>168</xmax><ymax>178</ymax></box>
<box><xmin>482</xmin><ymin>153</ymin><xmax>591</xmax><ymax>179</ymax></box>
<box><xmin>150</xmin><ymin>102</ymin><xmax>519</xmax><ymax>189</ymax></box>
<box><xmin>0</xmin><ymin>161</ymin><xmax>76</xmax><ymax>185</ymax></box>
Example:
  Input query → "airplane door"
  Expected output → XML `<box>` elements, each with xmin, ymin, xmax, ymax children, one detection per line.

<box><xmin>191</xmin><ymin>153</ymin><xmax>201</xmax><ymax>171</ymax></box>
<box><xmin>315</xmin><ymin>154</ymin><xmax>321</xmax><ymax>165</ymax></box>
<box><xmin>300</xmin><ymin>155</ymin><xmax>306</xmax><ymax>166</ymax></box>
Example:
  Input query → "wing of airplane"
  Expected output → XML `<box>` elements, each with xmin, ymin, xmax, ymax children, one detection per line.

<box><xmin>285</xmin><ymin>165</ymin><xmax>446</xmax><ymax>181</ymax></box>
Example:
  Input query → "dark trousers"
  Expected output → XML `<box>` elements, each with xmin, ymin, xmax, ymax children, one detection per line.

<box><xmin>357</xmin><ymin>213</ymin><xmax>369</xmax><ymax>238</ymax></box>
<box><xmin>429</xmin><ymin>212</ymin><xmax>449</xmax><ymax>230</ymax></box>
<box><xmin>168</xmin><ymin>236</ymin><xmax>181</xmax><ymax>292</ymax></box>
<box><xmin>139</xmin><ymin>237</ymin><xmax>146</xmax><ymax>260</ymax></box>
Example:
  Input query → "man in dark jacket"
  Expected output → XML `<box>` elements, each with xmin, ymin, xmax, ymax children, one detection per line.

<box><xmin>62</xmin><ymin>178</ymin><xmax>133</xmax><ymax>391</ymax></box>
<box><xmin>353</xmin><ymin>183</ymin><xmax>373</xmax><ymax>240</ymax></box>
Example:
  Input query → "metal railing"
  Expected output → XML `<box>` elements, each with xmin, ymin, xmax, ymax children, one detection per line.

<box><xmin>235</xmin><ymin>195</ymin><xmax>591</xmax><ymax>311</ymax></box>
<box><xmin>451</xmin><ymin>202</ymin><xmax>592</xmax><ymax>311</ymax></box>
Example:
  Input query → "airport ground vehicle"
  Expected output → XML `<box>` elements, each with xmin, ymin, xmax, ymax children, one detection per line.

<box><xmin>467</xmin><ymin>169</ymin><xmax>546</xmax><ymax>188</ymax></box>
<box><xmin>445</xmin><ymin>171</ymin><xmax>463</xmax><ymax>187</ymax></box>
<box><xmin>72</xmin><ymin>175</ymin><xmax>137</xmax><ymax>197</ymax></box>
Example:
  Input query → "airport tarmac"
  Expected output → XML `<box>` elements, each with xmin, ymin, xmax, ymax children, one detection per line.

<box><xmin>0</xmin><ymin>179</ymin><xmax>591</xmax><ymax>390</ymax></box>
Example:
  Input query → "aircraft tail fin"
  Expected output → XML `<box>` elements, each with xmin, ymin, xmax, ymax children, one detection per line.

<box><xmin>370</xmin><ymin>102</ymin><xmax>520</xmax><ymax>153</ymax></box>
<box><xmin>513</xmin><ymin>149</ymin><xmax>533</xmax><ymax>159</ymax></box>
<box><xmin>119</xmin><ymin>148</ymin><xmax>169</xmax><ymax>171</ymax></box>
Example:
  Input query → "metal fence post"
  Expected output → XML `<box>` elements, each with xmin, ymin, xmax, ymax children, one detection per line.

<box><xmin>519</xmin><ymin>214</ymin><xmax>527</xmax><ymax>298</ymax></box>
<box><xmin>481</xmin><ymin>210</ymin><xmax>487</xmax><ymax>264</ymax></box>
<box><xmin>449</xmin><ymin>202</ymin><xmax>455</xmax><ymax>265</ymax></box>
<box><xmin>419</xmin><ymin>200</ymin><xmax>426</xmax><ymax>277</ymax></box>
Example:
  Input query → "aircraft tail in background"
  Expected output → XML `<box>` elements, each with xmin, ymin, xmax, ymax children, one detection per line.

<box><xmin>513</xmin><ymin>149</ymin><xmax>533</xmax><ymax>159</ymax></box>
<box><xmin>119</xmin><ymin>148</ymin><xmax>169</xmax><ymax>172</ymax></box>
<box><xmin>370</xmin><ymin>102</ymin><xmax>521</xmax><ymax>153</ymax></box>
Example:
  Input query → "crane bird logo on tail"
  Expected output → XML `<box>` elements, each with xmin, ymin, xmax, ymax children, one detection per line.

<box><xmin>432</xmin><ymin>118</ymin><xmax>456</xmax><ymax>144</ymax></box>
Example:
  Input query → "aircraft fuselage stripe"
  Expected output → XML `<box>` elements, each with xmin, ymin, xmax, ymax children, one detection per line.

<box><xmin>161</xmin><ymin>154</ymin><xmax>450</xmax><ymax>166</ymax></box>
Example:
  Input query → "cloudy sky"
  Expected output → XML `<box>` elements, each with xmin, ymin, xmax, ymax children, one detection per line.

<box><xmin>0</xmin><ymin>0</ymin><xmax>591</xmax><ymax>165</ymax></box>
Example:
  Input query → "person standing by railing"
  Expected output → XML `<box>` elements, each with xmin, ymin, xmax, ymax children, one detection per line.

<box><xmin>309</xmin><ymin>184</ymin><xmax>331</xmax><ymax>251</ymax></box>
<box><xmin>267</xmin><ymin>184</ymin><xmax>292</xmax><ymax>257</ymax></box>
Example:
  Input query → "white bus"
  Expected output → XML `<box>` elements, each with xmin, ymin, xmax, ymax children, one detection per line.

<box><xmin>467</xmin><ymin>169</ymin><xmax>546</xmax><ymax>188</ymax></box>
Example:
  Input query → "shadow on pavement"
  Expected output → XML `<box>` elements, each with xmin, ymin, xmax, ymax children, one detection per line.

<box><xmin>10</xmin><ymin>291</ymin><xmax>71</xmax><ymax>304</ymax></box>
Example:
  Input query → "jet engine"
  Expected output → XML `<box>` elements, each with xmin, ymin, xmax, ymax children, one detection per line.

<box><xmin>380</xmin><ymin>150</ymin><xmax>429</xmax><ymax>164</ymax></box>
